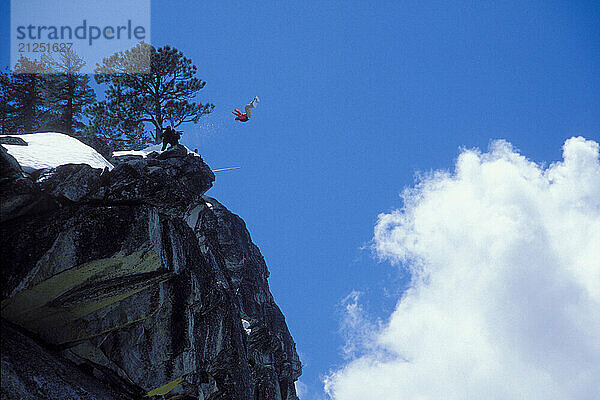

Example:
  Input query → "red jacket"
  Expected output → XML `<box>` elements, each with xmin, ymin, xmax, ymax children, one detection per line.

<box><xmin>232</xmin><ymin>109</ymin><xmax>249</xmax><ymax>122</ymax></box>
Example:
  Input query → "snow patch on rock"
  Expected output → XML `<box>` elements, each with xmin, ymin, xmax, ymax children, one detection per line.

<box><xmin>2</xmin><ymin>132</ymin><xmax>113</xmax><ymax>173</ymax></box>
<box><xmin>241</xmin><ymin>319</ymin><xmax>252</xmax><ymax>335</ymax></box>
<box><xmin>113</xmin><ymin>143</ymin><xmax>199</xmax><ymax>158</ymax></box>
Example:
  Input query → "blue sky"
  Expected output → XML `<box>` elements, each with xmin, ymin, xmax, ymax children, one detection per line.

<box><xmin>2</xmin><ymin>1</ymin><xmax>599</xmax><ymax>398</ymax></box>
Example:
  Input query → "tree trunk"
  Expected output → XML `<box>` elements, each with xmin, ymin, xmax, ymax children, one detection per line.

<box><xmin>65</xmin><ymin>75</ymin><xmax>74</xmax><ymax>135</ymax></box>
<box><xmin>24</xmin><ymin>77</ymin><xmax>36</xmax><ymax>133</ymax></box>
<box><xmin>155</xmin><ymin>125</ymin><xmax>162</xmax><ymax>144</ymax></box>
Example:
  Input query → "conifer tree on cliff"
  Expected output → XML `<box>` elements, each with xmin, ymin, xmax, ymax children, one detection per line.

<box><xmin>88</xmin><ymin>42</ymin><xmax>214</xmax><ymax>149</ymax></box>
<box><xmin>0</xmin><ymin>57</ymin><xmax>51</xmax><ymax>134</ymax></box>
<box><xmin>43</xmin><ymin>50</ymin><xmax>96</xmax><ymax>135</ymax></box>
<box><xmin>0</xmin><ymin>70</ymin><xmax>15</xmax><ymax>134</ymax></box>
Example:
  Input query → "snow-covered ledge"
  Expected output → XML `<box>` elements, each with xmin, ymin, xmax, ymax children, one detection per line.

<box><xmin>113</xmin><ymin>143</ymin><xmax>201</xmax><ymax>158</ymax></box>
<box><xmin>2</xmin><ymin>132</ymin><xmax>113</xmax><ymax>173</ymax></box>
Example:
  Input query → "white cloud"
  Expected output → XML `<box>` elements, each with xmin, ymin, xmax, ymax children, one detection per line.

<box><xmin>338</xmin><ymin>291</ymin><xmax>381</xmax><ymax>360</ymax></box>
<box><xmin>325</xmin><ymin>137</ymin><xmax>600</xmax><ymax>400</ymax></box>
<box><xmin>295</xmin><ymin>380</ymin><xmax>308</xmax><ymax>399</ymax></box>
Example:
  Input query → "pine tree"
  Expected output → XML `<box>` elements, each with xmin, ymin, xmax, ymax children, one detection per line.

<box><xmin>91</xmin><ymin>42</ymin><xmax>214</xmax><ymax>146</ymax></box>
<box><xmin>84</xmin><ymin>101</ymin><xmax>149</xmax><ymax>150</ymax></box>
<box><xmin>0</xmin><ymin>56</ymin><xmax>51</xmax><ymax>134</ymax></box>
<box><xmin>0</xmin><ymin>70</ymin><xmax>16</xmax><ymax>134</ymax></box>
<box><xmin>43</xmin><ymin>50</ymin><xmax>96</xmax><ymax>135</ymax></box>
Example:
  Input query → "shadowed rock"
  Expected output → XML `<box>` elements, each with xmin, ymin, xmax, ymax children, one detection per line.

<box><xmin>0</xmin><ymin>136</ymin><xmax>27</xmax><ymax>146</ymax></box>
<box><xmin>1</xmin><ymin>147</ymin><xmax>301</xmax><ymax>399</ymax></box>
<box><xmin>0</xmin><ymin>145</ymin><xmax>53</xmax><ymax>223</ymax></box>
<box><xmin>1</xmin><ymin>322</ymin><xmax>138</xmax><ymax>400</ymax></box>
<box><xmin>37</xmin><ymin>164</ymin><xmax>105</xmax><ymax>202</ymax></box>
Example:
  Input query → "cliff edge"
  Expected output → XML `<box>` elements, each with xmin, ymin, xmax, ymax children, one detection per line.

<box><xmin>0</xmin><ymin>133</ymin><xmax>301</xmax><ymax>400</ymax></box>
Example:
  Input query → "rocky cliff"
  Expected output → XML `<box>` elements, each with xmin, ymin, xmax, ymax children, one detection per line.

<box><xmin>1</xmin><ymin>138</ymin><xmax>301</xmax><ymax>400</ymax></box>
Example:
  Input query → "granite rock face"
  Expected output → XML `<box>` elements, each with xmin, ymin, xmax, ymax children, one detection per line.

<box><xmin>1</xmin><ymin>322</ymin><xmax>135</xmax><ymax>400</ymax></box>
<box><xmin>0</xmin><ymin>145</ymin><xmax>50</xmax><ymax>224</ymax></box>
<box><xmin>0</xmin><ymin>144</ymin><xmax>301</xmax><ymax>399</ymax></box>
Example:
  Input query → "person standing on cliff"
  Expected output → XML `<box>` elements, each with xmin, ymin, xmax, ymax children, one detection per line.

<box><xmin>161</xmin><ymin>125</ymin><xmax>181</xmax><ymax>151</ymax></box>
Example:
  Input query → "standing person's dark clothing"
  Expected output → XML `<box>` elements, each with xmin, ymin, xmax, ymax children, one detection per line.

<box><xmin>161</xmin><ymin>126</ymin><xmax>181</xmax><ymax>151</ymax></box>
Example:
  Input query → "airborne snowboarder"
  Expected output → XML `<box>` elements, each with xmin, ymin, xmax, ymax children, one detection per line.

<box><xmin>232</xmin><ymin>96</ymin><xmax>260</xmax><ymax>122</ymax></box>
